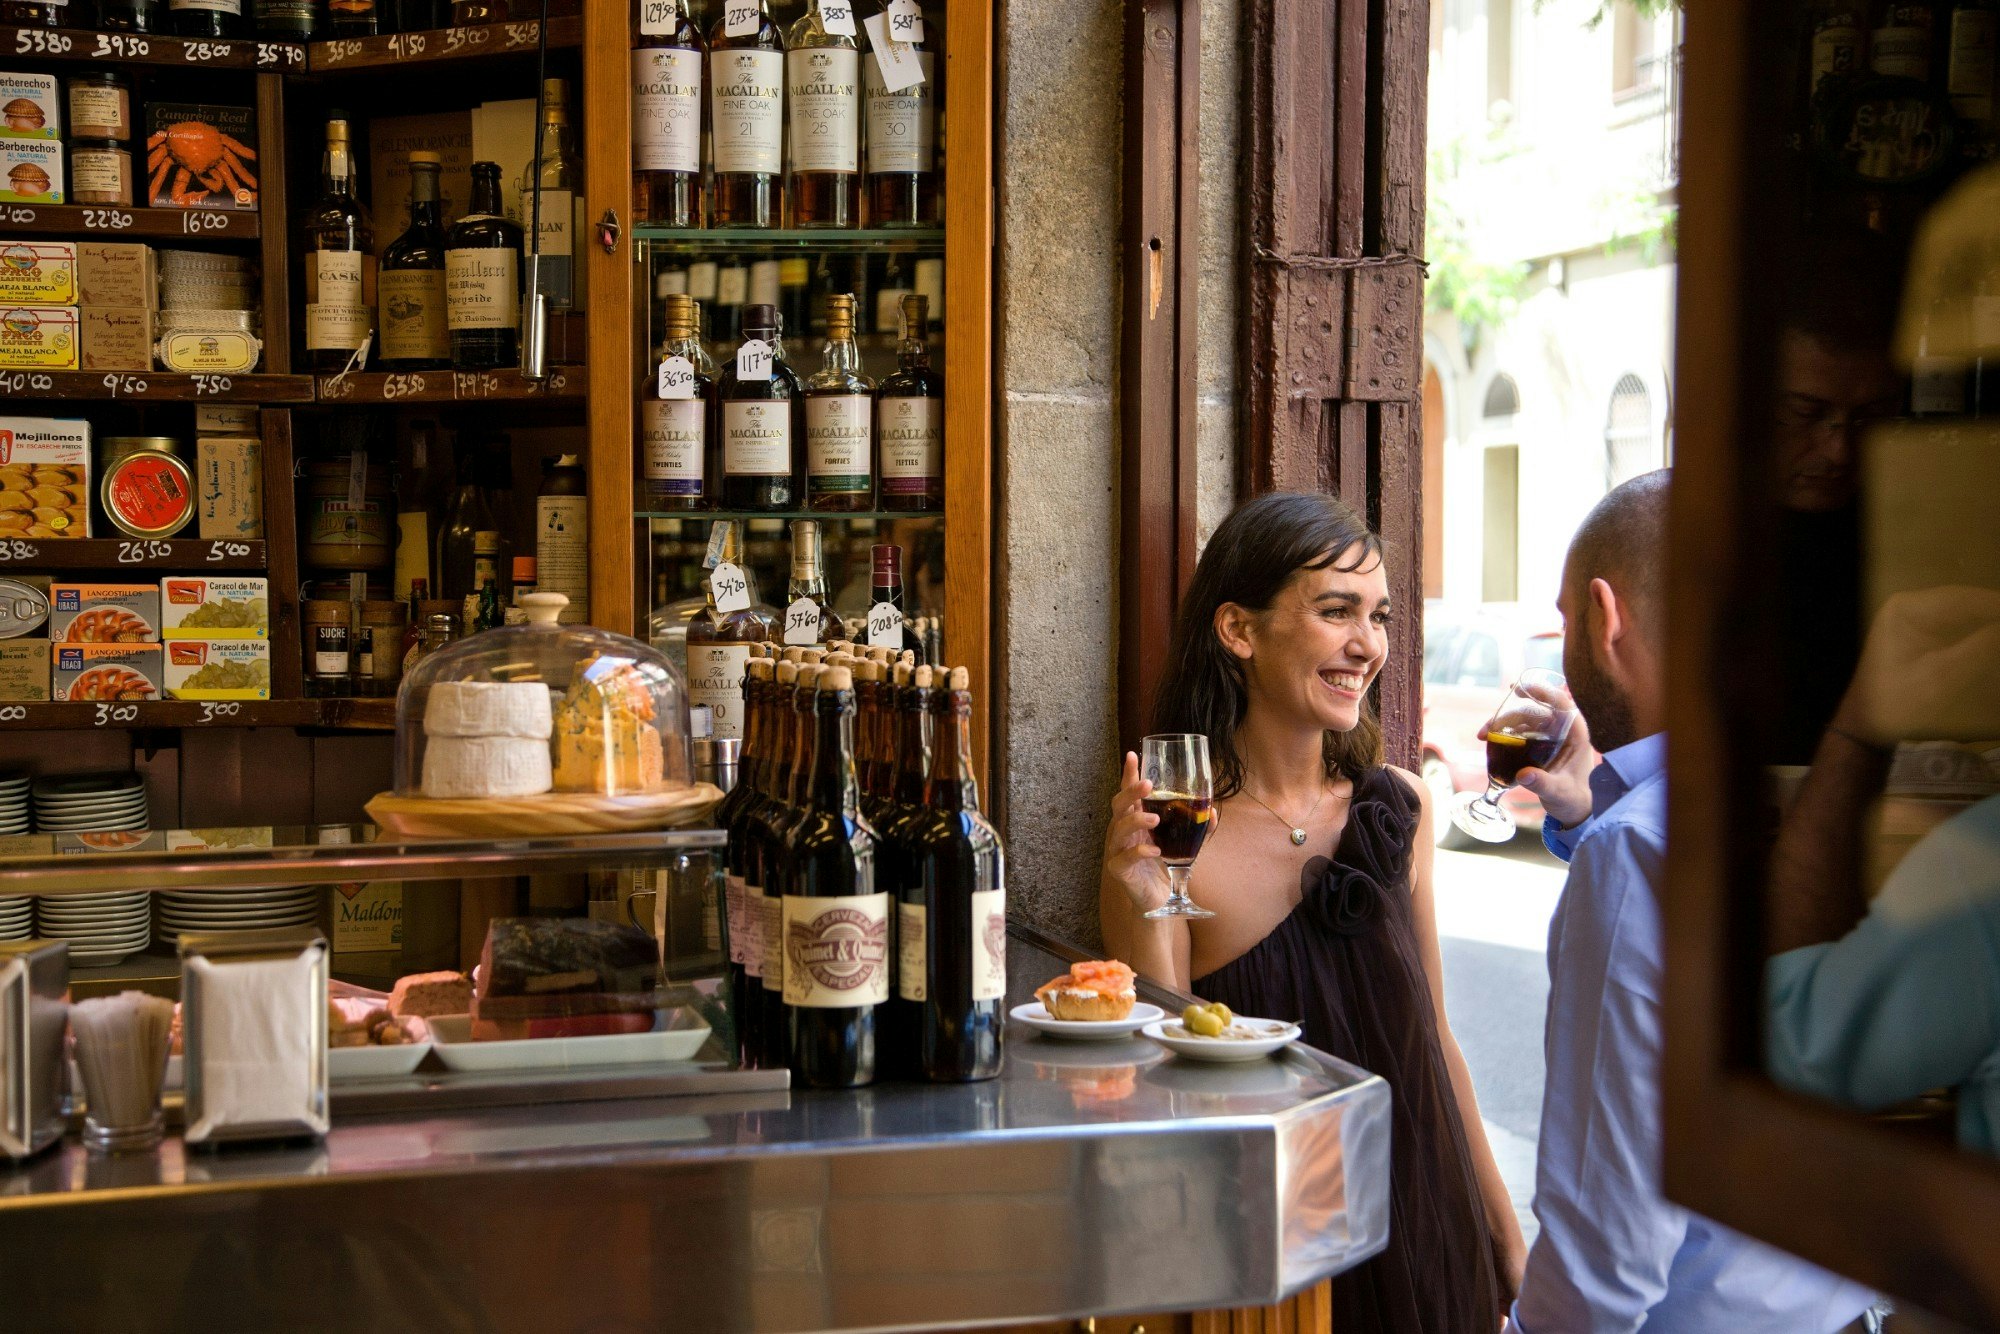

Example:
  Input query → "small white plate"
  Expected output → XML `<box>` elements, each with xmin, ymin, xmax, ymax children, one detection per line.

<box><xmin>1009</xmin><ymin>1001</ymin><xmax>1165</xmax><ymax>1041</ymax></box>
<box><xmin>425</xmin><ymin>1012</ymin><xmax>712</xmax><ymax>1071</ymax></box>
<box><xmin>1142</xmin><ymin>1017</ymin><xmax>1302</xmax><ymax>1062</ymax></box>
<box><xmin>329</xmin><ymin>1041</ymin><xmax>433</xmax><ymax>1080</ymax></box>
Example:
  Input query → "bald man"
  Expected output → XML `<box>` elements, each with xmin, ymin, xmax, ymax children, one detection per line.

<box><xmin>1504</xmin><ymin>472</ymin><xmax>1876</xmax><ymax>1333</ymax></box>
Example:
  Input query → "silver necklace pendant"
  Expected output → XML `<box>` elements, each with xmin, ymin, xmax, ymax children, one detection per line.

<box><xmin>1290</xmin><ymin>827</ymin><xmax>1308</xmax><ymax>846</ymax></box>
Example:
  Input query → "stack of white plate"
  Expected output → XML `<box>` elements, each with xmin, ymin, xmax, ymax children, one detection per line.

<box><xmin>35</xmin><ymin>892</ymin><xmax>151</xmax><ymax>966</ymax></box>
<box><xmin>156</xmin><ymin>886</ymin><xmax>320</xmax><ymax>945</ymax></box>
<box><xmin>0</xmin><ymin>895</ymin><xmax>30</xmax><ymax>942</ymax></box>
<box><xmin>0</xmin><ymin>773</ymin><xmax>27</xmax><ymax>835</ymax></box>
<box><xmin>32</xmin><ymin>774</ymin><xmax>147</xmax><ymax>833</ymax></box>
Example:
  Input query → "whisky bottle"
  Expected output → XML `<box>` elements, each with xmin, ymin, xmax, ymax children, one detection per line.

<box><xmin>687</xmin><ymin>520</ymin><xmax>781</xmax><ymax>741</ymax></box>
<box><xmin>784</xmin><ymin>519</ymin><xmax>842</xmax><ymax>644</ymax></box>
<box><xmin>876</xmin><ymin>293</ymin><xmax>942</xmax><ymax>512</ymax></box>
<box><xmin>642</xmin><ymin>291</ymin><xmax>716</xmax><ymax>512</ymax></box>
<box><xmin>786</xmin><ymin>0</ymin><xmax>862</xmax><ymax>228</ymax></box>
<box><xmin>378</xmin><ymin>152</ymin><xmax>451</xmax><ymax>372</ymax></box>
<box><xmin>634</xmin><ymin>0</ymin><xmax>707</xmax><ymax>228</ymax></box>
<box><xmin>864</xmin><ymin>8</ymin><xmax>938</xmax><ymax>226</ymax></box>
<box><xmin>709</xmin><ymin>0</ymin><xmax>786</xmax><ymax>227</ymax></box>
<box><xmin>302</xmin><ymin>114</ymin><xmax>376</xmax><ymax>374</ymax></box>
<box><xmin>445</xmin><ymin>161</ymin><xmax>525</xmax><ymax>371</ymax></box>
<box><xmin>254</xmin><ymin>0</ymin><xmax>319</xmax><ymax>37</ymax></box>
<box><xmin>1949</xmin><ymin>0</ymin><xmax>1998</xmax><ymax>126</ymax></box>
<box><xmin>1872</xmin><ymin>1</ymin><xmax>1939</xmax><ymax>81</ymax></box>
<box><xmin>719</xmin><ymin>302</ymin><xmax>802</xmax><ymax>510</ymax></box>
<box><xmin>169</xmin><ymin>0</ymin><xmax>245</xmax><ymax>37</ymax></box>
<box><xmin>523</xmin><ymin>78</ymin><xmax>581</xmax><ymax>313</ymax></box>
<box><xmin>805</xmin><ymin>292</ymin><xmax>875</xmax><ymax>510</ymax></box>
<box><xmin>328</xmin><ymin>0</ymin><xmax>379</xmax><ymax>36</ymax></box>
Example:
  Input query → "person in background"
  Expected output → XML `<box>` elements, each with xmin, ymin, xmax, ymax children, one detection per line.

<box><xmin>1099</xmin><ymin>491</ymin><xmax>1525</xmax><ymax>1333</ymax></box>
<box><xmin>1503</xmin><ymin>471</ymin><xmax>1877</xmax><ymax>1333</ymax></box>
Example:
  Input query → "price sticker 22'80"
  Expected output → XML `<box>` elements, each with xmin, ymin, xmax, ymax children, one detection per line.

<box><xmin>658</xmin><ymin>356</ymin><xmax>696</xmax><ymax>400</ymax></box>
<box><xmin>711</xmin><ymin>561</ymin><xmax>752</xmax><ymax>614</ymax></box>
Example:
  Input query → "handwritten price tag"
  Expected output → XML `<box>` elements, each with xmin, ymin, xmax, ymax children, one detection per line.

<box><xmin>887</xmin><ymin>0</ymin><xmax>924</xmax><ymax>44</ymax></box>
<box><xmin>658</xmin><ymin>355</ymin><xmax>696</xmax><ymax>400</ymax></box>
<box><xmin>822</xmin><ymin>0</ymin><xmax>856</xmax><ymax>36</ymax></box>
<box><xmin>866</xmin><ymin>600</ymin><xmax>904</xmax><ymax>650</ymax></box>
<box><xmin>198</xmin><ymin>701</ymin><xmax>242</xmax><ymax>723</ymax></box>
<box><xmin>638</xmin><ymin>0</ymin><xmax>678</xmax><ymax>34</ymax></box>
<box><xmin>0</xmin><ymin>540</ymin><xmax>39</xmax><ymax>562</ymax></box>
<box><xmin>92</xmin><ymin>703</ymin><xmax>140</xmax><ymax>727</ymax></box>
<box><xmin>864</xmin><ymin>10</ymin><xmax>925</xmax><ymax>91</ymax></box>
<box><xmin>81</xmin><ymin>209</ymin><xmax>133</xmax><ymax>231</ymax></box>
<box><xmin>735</xmin><ymin>338</ymin><xmax>773</xmax><ymax>382</ymax></box>
<box><xmin>783</xmin><ymin>597</ymin><xmax>824</xmax><ymax>647</ymax></box>
<box><xmin>118</xmin><ymin>540</ymin><xmax>174</xmax><ymax>564</ymax></box>
<box><xmin>724</xmin><ymin>0</ymin><xmax>760</xmax><ymax>36</ymax></box>
<box><xmin>711</xmin><ymin>561</ymin><xmax>752</xmax><ymax>614</ymax></box>
<box><xmin>206</xmin><ymin>540</ymin><xmax>252</xmax><ymax>562</ymax></box>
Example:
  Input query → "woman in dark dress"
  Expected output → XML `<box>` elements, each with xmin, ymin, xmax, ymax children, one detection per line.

<box><xmin>1100</xmin><ymin>492</ymin><xmax>1524</xmax><ymax>1333</ymax></box>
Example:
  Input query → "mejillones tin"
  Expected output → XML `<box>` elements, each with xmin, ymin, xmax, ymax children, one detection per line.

<box><xmin>101</xmin><ymin>448</ymin><xmax>195</xmax><ymax>539</ymax></box>
<box><xmin>0</xmin><ymin>578</ymin><xmax>48</xmax><ymax>639</ymax></box>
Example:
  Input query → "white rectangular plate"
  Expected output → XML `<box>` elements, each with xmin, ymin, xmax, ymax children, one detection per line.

<box><xmin>425</xmin><ymin>1012</ymin><xmax>712</xmax><ymax>1072</ymax></box>
<box><xmin>329</xmin><ymin>1041</ymin><xmax>433</xmax><ymax>1080</ymax></box>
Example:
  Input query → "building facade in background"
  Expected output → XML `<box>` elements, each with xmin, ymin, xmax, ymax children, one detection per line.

<box><xmin>1424</xmin><ymin>0</ymin><xmax>1683</xmax><ymax>612</ymax></box>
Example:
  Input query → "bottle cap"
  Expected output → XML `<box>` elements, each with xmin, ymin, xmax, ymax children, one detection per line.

<box><xmin>742</xmin><ymin>302</ymin><xmax>780</xmax><ymax>336</ymax></box>
<box><xmin>872</xmin><ymin>544</ymin><xmax>901</xmax><ymax>580</ymax></box>
<box><xmin>819</xmin><ymin>665</ymin><xmax>854</xmax><ymax>691</ymax></box>
<box><xmin>512</xmin><ymin>556</ymin><xmax>536</xmax><ymax>582</ymax></box>
<box><xmin>409</xmin><ymin>150</ymin><xmax>442</xmax><ymax>166</ymax></box>
<box><xmin>913</xmin><ymin>665</ymin><xmax>934</xmax><ymax>689</ymax></box>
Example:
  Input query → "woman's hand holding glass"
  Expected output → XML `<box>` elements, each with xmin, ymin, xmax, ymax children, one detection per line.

<box><xmin>1103</xmin><ymin>751</ymin><xmax>1171</xmax><ymax>915</ymax></box>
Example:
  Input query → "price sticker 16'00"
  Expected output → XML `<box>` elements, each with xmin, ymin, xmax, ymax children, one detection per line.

<box><xmin>711</xmin><ymin>561</ymin><xmax>752</xmax><ymax>614</ymax></box>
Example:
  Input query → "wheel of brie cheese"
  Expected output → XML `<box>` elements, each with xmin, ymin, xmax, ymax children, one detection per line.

<box><xmin>421</xmin><ymin>735</ymin><xmax>555</xmax><ymax>800</ymax></box>
<box><xmin>423</xmin><ymin>680</ymin><xmax>554</xmax><ymax>740</ymax></box>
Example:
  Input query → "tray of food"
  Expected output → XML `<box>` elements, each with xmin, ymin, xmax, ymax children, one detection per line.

<box><xmin>1010</xmin><ymin>960</ymin><xmax>1164</xmax><ymax>1040</ymax></box>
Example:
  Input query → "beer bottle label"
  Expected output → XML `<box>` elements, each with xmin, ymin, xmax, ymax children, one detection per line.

<box><xmin>971</xmin><ymin>887</ymin><xmax>1006</xmax><ymax>1002</ymax></box>
<box><xmin>898</xmin><ymin>900</ymin><xmax>926</xmax><ymax>1002</ymax></box>
<box><xmin>783</xmin><ymin>892</ymin><xmax>891</xmax><ymax>1007</ymax></box>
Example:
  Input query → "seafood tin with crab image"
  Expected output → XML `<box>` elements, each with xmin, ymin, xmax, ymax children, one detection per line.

<box><xmin>145</xmin><ymin>103</ymin><xmax>258</xmax><ymax>211</ymax></box>
<box><xmin>0</xmin><ymin>416</ymin><xmax>91</xmax><ymax>538</ymax></box>
<box><xmin>53</xmin><ymin>642</ymin><xmax>163</xmax><ymax>701</ymax></box>
<box><xmin>50</xmin><ymin>585</ymin><xmax>162</xmax><ymax>644</ymax></box>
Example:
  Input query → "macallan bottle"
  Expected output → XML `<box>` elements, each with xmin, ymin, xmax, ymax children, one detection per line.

<box><xmin>522</xmin><ymin>78</ymin><xmax>581</xmax><ymax>313</ymax></box>
<box><xmin>876</xmin><ymin>293</ymin><xmax>943</xmax><ymax>512</ymax></box>
<box><xmin>708</xmin><ymin>0</ymin><xmax>786</xmax><ymax>228</ymax></box>
<box><xmin>785</xmin><ymin>519</ymin><xmax>842</xmax><ymax>643</ymax></box>
<box><xmin>687</xmin><ymin>520</ymin><xmax>781</xmax><ymax>742</ymax></box>
<box><xmin>805</xmin><ymin>292</ymin><xmax>875</xmax><ymax>511</ymax></box>
<box><xmin>719</xmin><ymin>303</ymin><xmax>802</xmax><ymax>510</ymax></box>
<box><xmin>787</xmin><ymin>0</ymin><xmax>862</xmax><ymax>228</ymax></box>
<box><xmin>303</xmin><ymin>114</ymin><xmax>376</xmax><ymax>374</ymax></box>
<box><xmin>864</xmin><ymin>10</ymin><xmax>938</xmax><ymax>226</ymax></box>
<box><xmin>634</xmin><ymin>0</ymin><xmax>707</xmax><ymax>227</ymax></box>
<box><xmin>643</xmin><ymin>292</ymin><xmax>715</xmax><ymax>511</ymax></box>
<box><xmin>905</xmin><ymin>667</ymin><xmax>1005</xmax><ymax>1082</ymax></box>
<box><xmin>445</xmin><ymin>161</ymin><xmax>525</xmax><ymax>371</ymax></box>
<box><xmin>783</xmin><ymin>664</ymin><xmax>884</xmax><ymax>1088</ymax></box>
<box><xmin>378</xmin><ymin>152</ymin><xmax>451</xmax><ymax>372</ymax></box>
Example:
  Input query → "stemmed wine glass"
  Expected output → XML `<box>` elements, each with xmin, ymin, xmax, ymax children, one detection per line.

<box><xmin>1141</xmin><ymin>734</ymin><xmax>1218</xmax><ymax>920</ymax></box>
<box><xmin>1450</xmin><ymin>667</ymin><xmax>1578</xmax><ymax>844</ymax></box>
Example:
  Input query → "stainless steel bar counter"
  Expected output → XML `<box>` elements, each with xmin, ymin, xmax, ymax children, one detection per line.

<box><xmin>0</xmin><ymin>926</ymin><xmax>1390</xmax><ymax>1331</ymax></box>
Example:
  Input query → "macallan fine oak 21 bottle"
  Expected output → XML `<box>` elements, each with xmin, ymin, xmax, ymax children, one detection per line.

<box><xmin>787</xmin><ymin>0</ymin><xmax>863</xmax><ymax>228</ymax></box>
<box><xmin>709</xmin><ymin>0</ymin><xmax>786</xmax><ymax>228</ymax></box>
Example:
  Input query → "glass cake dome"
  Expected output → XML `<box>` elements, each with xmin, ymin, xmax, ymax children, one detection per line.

<box><xmin>393</xmin><ymin>593</ymin><xmax>693</xmax><ymax>801</ymax></box>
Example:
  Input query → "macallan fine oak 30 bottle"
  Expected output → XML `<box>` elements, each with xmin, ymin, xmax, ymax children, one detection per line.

<box><xmin>864</xmin><ymin>9</ymin><xmax>938</xmax><ymax>226</ymax></box>
<box><xmin>709</xmin><ymin>0</ymin><xmax>786</xmax><ymax>228</ymax></box>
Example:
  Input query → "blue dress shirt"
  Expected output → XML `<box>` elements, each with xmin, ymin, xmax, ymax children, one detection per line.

<box><xmin>1768</xmin><ymin>792</ymin><xmax>2000</xmax><ymax>1155</ymax></box>
<box><xmin>1508</xmin><ymin>733</ymin><xmax>1875</xmax><ymax>1334</ymax></box>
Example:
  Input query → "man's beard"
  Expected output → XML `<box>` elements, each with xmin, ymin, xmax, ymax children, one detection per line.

<box><xmin>1568</xmin><ymin>639</ymin><xmax>1638</xmax><ymax>754</ymax></box>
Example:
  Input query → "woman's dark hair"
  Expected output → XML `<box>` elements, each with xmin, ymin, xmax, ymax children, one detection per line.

<box><xmin>1150</xmin><ymin>491</ymin><xmax>1386</xmax><ymax>799</ymax></box>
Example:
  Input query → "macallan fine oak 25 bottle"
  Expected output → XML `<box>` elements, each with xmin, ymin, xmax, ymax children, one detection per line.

<box><xmin>787</xmin><ymin>0</ymin><xmax>863</xmax><ymax>228</ymax></box>
<box><xmin>709</xmin><ymin>0</ymin><xmax>786</xmax><ymax>228</ymax></box>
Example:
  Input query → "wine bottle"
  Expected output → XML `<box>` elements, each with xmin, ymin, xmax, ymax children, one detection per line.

<box><xmin>379</xmin><ymin>151</ymin><xmax>451</xmax><ymax>372</ymax></box>
<box><xmin>445</xmin><ymin>161</ymin><xmax>525</xmax><ymax>371</ymax></box>
<box><xmin>722</xmin><ymin>653</ymin><xmax>776</xmax><ymax>1065</ymax></box>
<box><xmin>757</xmin><ymin>658</ymin><xmax>819</xmax><ymax>1069</ymax></box>
<box><xmin>643</xmin><ymin>292</ymin><xmax>715</xmax><ymax>512</ymax></box>
<box><xmin>804</xmin><ymin>292</ymin><xmax>875</xmax><ymax>510</ymax></box>
<box><xmin>255</xmin><ymin>0</ymin><xmax>318</xmax><ymax>37</ymax></box>
<box><xmin>719</xmin><ymin>303</ymin><xmax>803</xmax><ymax>510</ymax></box>
<box><xmin>787</xmin><ymin>0</ymin><xmax>862</xmax><ymax>228</ymax></box>
<box><xmin>782</xmin><ymin>664</ymin><xmax>884</xmax><ymax>1088</ymax></box>
<box><xmin>436</xmin><ymin>438</ymin><xmax>501</xmax><ymax>603</ymax></box>
<box><xmin>903</xmin><ymin>667</ymin><xmax>1005</xmax><ymax>1082</ymax></box>
<box><xmin>328</xmin><ymin>0</ymin><xmax>378</xmax><ymax>36</ymax></box>
<box><xmin>877</xmin><ymin>293</ymin><xmax>943</xmax><ymax>512</ymax></box>
<box><xmin>867</xmin><ymin>541</ymin><xmax>909</xmax><ymax>656</ymax></box>
<box><xmin>687</xmin><ymin>519</ymin><xmax>782</xmax><ymax>741</ymax></box>
<box><xmin>1871</xmin><ymin>1</ymin><xmax>1938</xmax><ymax>80</ymax></box>
<box><xmin>634</xmin><ymin>0</ymin><xmax>707</xmax><ymax>227</ymax></box>
<box><xmin>169</xmin><ymin>0</ymin><xmax>244</xmax><ymax>37</ymax></box>
<box><xmin>784</xmin><ymin>518</ymin><xmax>842</xmax><ymax>645</ymax></box>
<box><xmin>302</xmin><ymin>113</ymin><xmax>376</xmax><ymax>374</ymax></box>
<box><xmin>852</xmin><ymin>657</ymin><xmax>890</xmax><ymax>826</ymax></box>
<box><xmin>709</xmin><ymin>0</ymin><xmax>786</xmax><ymax>228</ymax></box>
<box><xmin>864</xmin><ymin>5</ymin><xmax>938</xmax><ymax>226</ymax></box>
<box><xmin>874</xmin><ymin>659</ymin><xmax>931</xmax><ymax>1076</ymax></box>
<box><xmin>1950</xmin><ymin>0</ymin><xmax>1999</xmax><ymax>127</ymax></box>
<box><xmin>535</xmin><ymin>453</ymin><xmax>588</xmax><ymax>623</ymax></box>
<box><xmin>523</xmin><ymin>78</ymin><xmax>580</xmax><ymax>313</ymax></box>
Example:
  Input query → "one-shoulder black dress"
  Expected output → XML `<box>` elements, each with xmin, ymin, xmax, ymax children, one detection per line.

<box><xmin>1194</xmin><ymin>767</ymin><xmax>1499</xmax><ymax>1334</ymax></box>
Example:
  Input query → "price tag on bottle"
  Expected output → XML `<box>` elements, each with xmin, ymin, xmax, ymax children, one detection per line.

<box><xmin>711</xmin><ymin>561</ymin><xmax>752</xmax><ymax>614</ymax></box>
<box><xmin>736</xmin><ymin>338</ymin><xmax>773</xmax><ymax>382</ymax></box>
<box><xmin>864</xmin><ymin>10</ymin><xmax>925</xmax><ymax>91</ymax></box>
<box><xmin>723</xmin><ymin>0</ymin><xmax>759</xmax><ymax>37</ymax></box>
<box><xmin>822</xmin><ymin>0</ymin><xmax>856</xmax><ymax>36</ymax></box>
<box><xmin>866</xmin><ymin>600</ymin><xmax>904</xmax><ymax>650</ymax></box>
<box><xmin>658</xmin><ymin>355</ymin><xmax>696</xmax><ymax>399</ymax></box>
<box><xmin>887</xmin><ymin>0</ymin><xmax>924</xmax><ymax>44</ymax></box>
<box><xmin>638</xmin><ymin>0</ymin><xmax>678</xmax><ymax>34</ymax></box>
<box><xmin>783</xmin><ymin>597</ymin><xmax>823</xmax><ymax>647</ymax></box>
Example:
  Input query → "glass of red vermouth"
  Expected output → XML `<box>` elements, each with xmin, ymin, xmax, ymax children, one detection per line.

<box><xmin>1141</xmin><ymin>733</ymin><xmax>1218</xmax><ymax>920</ymax></box>
<box><xmin>1452</xmin><ymin>667</ymin><xmax>1578</xmax><ymax>844</ymax></box>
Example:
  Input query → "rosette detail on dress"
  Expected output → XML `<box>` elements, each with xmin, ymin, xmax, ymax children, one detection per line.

<box><xmin>1301</xmin><ymin>780</ymin><xmax>1418</xmax><ymax>938</ymax></box>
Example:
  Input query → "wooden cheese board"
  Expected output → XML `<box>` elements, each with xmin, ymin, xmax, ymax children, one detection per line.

<box><xmin>365</xmin><ymin>784</ymin><xmax>724</xmax><ymax>839</ymax></box>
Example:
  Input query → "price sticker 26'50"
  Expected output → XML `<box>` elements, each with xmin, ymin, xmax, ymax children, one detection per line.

<box><xmin>658</xmin><ymin>355</ymin><xmax>696</xmax><ymax>400</ymax></box>
<box><xmin>711</xmin><ymin>560</ymin><xmax>752</xmax><ymax>614</ymax></box>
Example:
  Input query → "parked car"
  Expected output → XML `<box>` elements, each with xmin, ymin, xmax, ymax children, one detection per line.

<box><xmin>1420</xmin><ymin>601</ymin><xmax>1565</xmax><ymax>849</ymax></box>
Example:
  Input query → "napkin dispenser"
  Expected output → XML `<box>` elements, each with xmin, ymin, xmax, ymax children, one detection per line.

<box><xmin>0</xmin><ymin>940</ymin><xmax>69</xmax><ymax>1161</ymax></box>
<box><xmin>179</xmin><ymin>927</ymin><xmax>329</xmax><ymax>1147</ymax></box>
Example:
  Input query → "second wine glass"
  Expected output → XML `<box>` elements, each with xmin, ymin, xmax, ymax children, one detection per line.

<box><xmin>1451</xmin><ymin>667</ymin><xmax>1577</xmax><ymax>844</ymax></box>
<box><xmin>1141</xmin><ymin>733</ymin><xmax>1218</xmax><ymax>920</ymax></box>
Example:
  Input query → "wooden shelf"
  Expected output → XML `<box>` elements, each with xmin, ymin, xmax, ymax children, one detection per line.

<box><xmin>632</xmin><ymin>226</ymin><xmax>946</xmax><ymax>254</ymax></box>
<box><xmin>0</xmin><ymin>698</ymin><xmax>394</xmax><ymax>732</ymax></box>
<box><xmin>638</xmin><ymin>509</ymin><xmax>943</xmax><ymax>523</ymax></box>
<box><xmin>0</xmin><ymin>202</ymin><xmax>260</xmax><ymax>240</ymax></box>
<box><xmin>0</xmin><ymin>371</ymin><xmax>313</xmax><ymax>403</ymax></box>
<box><xmin>0</xmin><ymin>539</ymin><xmax>264</xmax><ymax>571</ymax></box>
<box><xmin>313</xmin><ymin>366</ymin><xmax>583</xmax><ymax>403</ymax></box>
<box><xmin>309</xmin><ymin>16</ymin><xmax>581</xmax><ymax>71</ymax></box>
<box><xmin>0</xmin><ymin>24</ymin><xmax>303</xmax><ymax>69</ymax></box>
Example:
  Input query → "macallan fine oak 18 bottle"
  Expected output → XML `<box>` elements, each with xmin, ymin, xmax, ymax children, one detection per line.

<box><xmin>633</xmin><ymin>0</ymin><xmax>707</xmax><ymax>227</ymax></box>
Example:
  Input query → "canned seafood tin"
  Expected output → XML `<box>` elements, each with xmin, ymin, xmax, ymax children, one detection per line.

<box><xmin>0</xmin><ymin>579</ymin><xmax>48</xmax><ymax>639</ymax></box>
